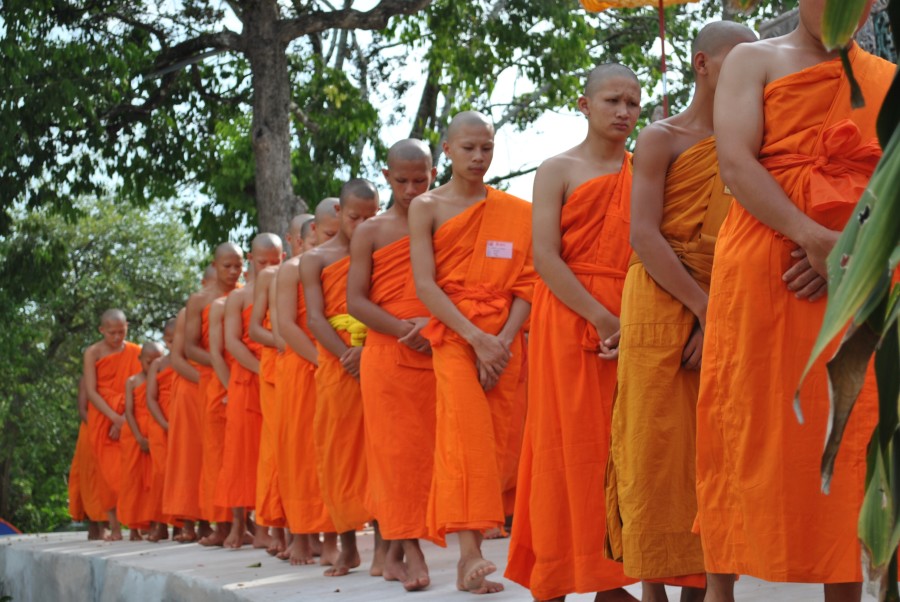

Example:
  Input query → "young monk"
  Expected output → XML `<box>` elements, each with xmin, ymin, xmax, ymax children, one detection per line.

<box><xmin>602</xmin><ymin>24</ymin><xmax>757</xmax><ymax>602</ymax></box>
<box><xmin>146</xmin><ymin>318</ymin><xmax>178</xmax><ymax>542</ymax></box>
<box><xmin>696</xmin><ymin>2</ymin><xmax>893</xmax><ymax>600</ymax></box>
<box><xmin>185</xmin><ymin>243</ymin><xmax>244</xmax><ymax>545</ymax></box>
<box><xmin>346</xmin><ymin>139</ymin><xmax>437</xmax><ymax>592</ymax></box>
<box><xmin>301</xmin><ymin>180</ymin><xmax>380</xmax><ymax>577</ymax></box>
<box><xmin>68</xmin><ymin>378</ymin><xmax>106</xmax><ymax>540</ymax></box>
<box><xmin>249</xmin><ymin>215</ymin><xmax>312</xmax><ymax>555</ymax></box>
<box><xmin>119</xmin><ymin>342</ymin><xmax>166</xmax><ymax>540</ymax></box>
<box><xmin>408</xmin><ymin>111</ymin><xmax>537</xmax><ymax>595</ymax></box>
<box><xmin>215</xmin><ymin>233</ymin><xmax>284</xmax><ymax>549</ymax></box>
<box><xmin>82</xmin><ymin>309</ymin><xmax>143</xmax><ymax>541</ymax></box>
<box><xmin>276</xmin><ymin>200</ymin><xmax>341</xmax><ymax>566</ymax></box>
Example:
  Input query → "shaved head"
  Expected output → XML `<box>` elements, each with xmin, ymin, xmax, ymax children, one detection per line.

<box><xmin>251</xmin><ymin>232</ymin><xmax>283</xmax><ymax>253</ymax></box>
<box><xmin>214</xmin><ymin>242</ymin><xmax>243</xmax><ymax>261</ymax></box>
<box><xmin>692</xmin><ymin>21</ymin><xmax>757</xmax><ymax>61</ymax></box>
<box><xmin>300</xmin><ymin>217</ymin><xmax>315</xmax><ymax>239</ymax></box>
<box><xmin>339</xmin><ymin>178</ymin><xmax>378</xmax><ymax>205</ymax></box>
<box><xmin>585</xmin><ymin>63</ymin><xmax>639</xmax><ymax>96</ymax></box>
<box><xmin>446</xmin><ymin>111</ymin><xmax>494</xmax><ymax>141</ymax></box>
<box><xmin>163</xmin><ymin>318</ymin><xmax>177</xmax><ymax>334</ymax></box>
<box><xmin>315</xmin><ymin>197</ymin><xmax>340</xmax><ymax>222</ymax></box>
<box><xmin>288</xmin><ymin>213</ymin><xmax>313</xmax><ymax>237</ymax></box>
<box><xmin>141</xmin><ymin>341</ymin><xmax>165</xmax><ymax>358</ymax></box>
<box><xmin>100</xmin><ymin>308</ymin><xmax>127</xmax><ymax>326</ymax></box>
<box><xmin>387</xmin><ymin>139</ymin><xmax>433</xmax><ymax>167</ymax></box>
<box><xmin>202</xmin><ymin>265</ymin><xmax>217</xmax><ymax>283</ymax></box>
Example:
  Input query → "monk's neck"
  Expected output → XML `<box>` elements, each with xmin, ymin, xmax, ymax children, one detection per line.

<box><xmin>680</xmin><ymin>90</ymin><xmax>715</xmax><ymax>133</ymax></box>
<box><xmin>581</xmin><ymin>135</ymin><xmax>626</xmax><ymax>164</ymax></box>
<box><xmin>446</xmin><ymin>177</ymin><xmax>487</xmax><ymax>202</ymax></box>
<box><xmin>101</xmin><ymin>341</ymin><xmax>126</xmax><ymax>354</ymax></box>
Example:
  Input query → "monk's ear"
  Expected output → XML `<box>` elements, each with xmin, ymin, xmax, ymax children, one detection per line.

<box><xmin>693</xmin><ymin>51</ymin><xmax>709</xmax><ymax>76</ymax></box>
<box><xmin>430</xmin><ymin>166</ymin><xmax>438</xmax><ymax>182</ymax></box>
<box><xmin>577</xmin><ymin>95</ymin><xmax>590</xmax><ymax>116</ymax></box>
<box><xmin>381</xmin><ymin>167</ymin><xmax>390</xmax><ymax>181</ymax></box>
<box><xmin>441</xmin><ymin>138</ymin><xmax>451</xmax><ymax>158</ymax></box>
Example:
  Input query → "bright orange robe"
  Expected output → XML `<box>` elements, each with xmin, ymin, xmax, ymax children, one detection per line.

<box><xmin>314</xmin><ymin>256</ymin><xmax>371</xmax><ymax>533</ymax></box>
<box><xmin>69</xmin><ymin>422</ymin><xmax>110</xmax><ymax>521</ymax></box>
<box><xmin>695</xmin><ymin>45</ymin><xmax>893</xmax><ymax>583</ymax></box>
<box><xmin>87</xmin><ymin>342</ymin><xmax>142</xmax><ymax>504</ymax></box>
<box><xmin>162</xmin><ymin>371</ymin><xmax>202</xmax><ymax>520</ymax></box>
<box><xmin>505</xmin><ymin>167</ymin><xmax>635</xmax><ymax>597</ymax></box>
<box><xmin>215</xmin><ymin>305</ymin><xmax>263</xmax><ymax>509</ymax></box>
<box><xmin>500</xmin><ymin>330</ymin><xmax>528</xmax><ymax>519</ymax></box>
<box><xmin>359</xmin><ymin>236</ymin><xmax>436</xmax><ymax>540</ymax></box>
<box><xmin>148</xmin><ymin>365</ymin><xmax>175</xmax><ymax>524</ymax></box>
<box><xmin>255</xmin><ymin>311</ymin><xmax>286</xmax><ymax>527</ymax></box>
<box><xmin>605</xmin><ymin>139</ymin><xmax>726</xmax><ymax>587</ymax></box>
<box><xmin>423</xmin><ymin>187</ymin><xmax>537</xmax><ymax>546</ymax></box>
<box><xmin>118</xmin><ymin>381</ymin><xmax>155</xmax><ymax>529</ymax></box>
<box><xmin>199</xmin><ymin>303</ymin><xmax>231</xmax><ymax>523</ymax></box>
<box><xmin>281</xmin><ymin>283</ymin><xmax>335</xmax><ymax>534</ymax></box>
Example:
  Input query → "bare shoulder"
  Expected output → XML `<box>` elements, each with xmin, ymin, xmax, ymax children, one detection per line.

<box><xmin>633</xmin><ymin>123</ymin><xmax>680</xmax><ymax>162</ymax></box>
<box><xmin>721</xmin><ymin>40</ymin><xmax>771</xmax><ymax>83</ymax></box>
<box><xmin>83</xmin><ymin>341</ymin><xmax>101</xmax><ymax>361</ymax></box>
<box><xmin>186</xmin><ymin>289</ymin><xmax>211</xmax><ymax>312</ymax></box>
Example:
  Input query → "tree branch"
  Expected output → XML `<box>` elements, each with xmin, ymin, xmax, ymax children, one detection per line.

<box><xmin>145</xmin><ymin>30</ymin><xmax>243</xmax><ymax>80</ymax></box>
<box><xmin>486</xmin><ymin>165</ymin><xmax>538</xmax><ymax>186</ymax></box>
<box><xmin>278</xmin><ymin>0</ymin><xmax>433</xmax><ymax>44</ymax></box>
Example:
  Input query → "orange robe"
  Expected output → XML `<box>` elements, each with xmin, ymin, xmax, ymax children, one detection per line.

<box><xmin>423</xmin><ymin>187</ymin><xmax>537</xmax><ymax>546</ymax></box>
<box><xmin>280</xmin><ymin>283</ymin><xmax>335</xmax><ymax>534</ymax></box>
<box><xmin>359</xmin><ymin>237</ymin><xmax>436</xmax><ymax>540</ymax></box>
<box><xmin>148</xmin><ymin>365</ymin><xmax>175</xmax><ymax>524</ymax></box>
<box><xmin>695</xmin><ymin>45</ymin><xmax>893</xmax><ymax>583</ymax></box>
<box><xmin>162</xmin><ymin>371</ymin><xmax>202</xmax><ymax>520</ymax></box>
<box><xmin>255</xmin><ymin>311</ymin><xmax>286</xmax><ymax>527</ymax></box>
<box><xmin>199</xmin><ymin>303</ymin><xmax>231</xmax><ymax>523</ymax></box>
<box><xmin>505</xmin><ymin>167</ymin><xmax>635</xmax><ymax>598</ymax></box>
<box><xmin>87</xmin><ymin>342</ymin><xmax>142</xmax><ymax>504</ymax></box>
<box><xmin>118</xmin><ymin>381</ymin><xmax>155</xmax><ymax>529</ymax></box>
<box><xmin>314</xmin><ymin>256</ymin><xmax>371</xmax><ymax>533</ymax></box>
<box><xmin>500</xmin><ymin>329</ymin><xmax>528</xmax><ymax>519</ymax></box>
<box><xmin>68</xmin><ymin>422</ymin><xmax>110</xmax><ymax>522</ymax></box>
<box><xmin>605</xmin><ymin>139</ymin><xmax>727</xmax><ymax>586</ymax></box>
<box><xmin>215</xmin><ymin>305</ymin><xmax>263</xmax><ymax>508</ymax></box>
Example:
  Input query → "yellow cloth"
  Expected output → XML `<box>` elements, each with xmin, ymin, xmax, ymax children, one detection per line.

<box><xmin>327</xmin><ymin>314</ymin><xmax>368</xmax><ymax>347</ymax></box>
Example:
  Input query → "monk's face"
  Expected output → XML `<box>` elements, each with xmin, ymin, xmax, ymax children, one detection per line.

<box><xmin>382</xmin><ymin>158</ymin><xmax>436</xmax><ymax>211</ymax></box>
<box><xmin>301</xmin><ymin>234</ymin><xmax>317</xmax><ymax>252</ymax></box>
<box><xmin>443</xmin><ymin>125</ymin><xmax>494</xmax><ymax>182</ymax></box>
<box><xmin>579</xmin><ymin>76</ymin><xmax>641</xmax><ymax>142</ymax></box>
<box><xmin>799</xmin><ymin>0</ymin><xmax>873</xmax><ymax>41</ymax></box>
<box><xmin>337</xmin><ymin>195</ymin><xmax>379</xmax><ymax>240</ymax></box>
<box><xmin>249</xmin><ymin>246</ymin><xmax>283</xmax><ymax>276</ymax></box>
<box><xmin>215</xmin><ymin>251</ymin><xmax>244</xmax><ymax>288</ymax></box>
<box><xmin>99</xmin><ymin>319</ymin><xmax>128</xmax><ymax>349</ymax></box>
<box><xmin>285</xmin><ymin>226</ymin><xmax>303</xmax><ymax>258</ymax></box>
<box><xmin>162</xmin><ymin>328</ymin><xmax>175</xmax><ymax>350</ymax></box>
<box><xmin>313</xmin><ymin>216</ymin><xmax>340</xmax><ymax>246</ymax></box>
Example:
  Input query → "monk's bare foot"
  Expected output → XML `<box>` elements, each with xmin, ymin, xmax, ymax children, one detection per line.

<box><xmin>457</xmin><ymin>556</ymin><xmax>503</xmax><ymax>594</ymax></box>
<box><xmin>482</xmin><ymin>527</ymin><xmax>508</xmax><ymax>540</ymax></box>
<box><xmin>370</xmin><ymin>529</ymin><xmax>388</xmax><ymax>577</ymax></box>
<box><xmin>87</xmin><ymin>521</ymin><xmax>102</xmax><ymax>540</ymax></box>
<box><xmin>324</xmin><ymin>546</ymin><xmax>361</xmax><ymax>577</ymax></box>
<box><xmin>172</xmin><ymin>526</ymin><xmax>182</xmax><ymax>541</ymax></box>
<box><xmin>253</xmin><ymin>526</ymin><xmax>274</xmax><ymax>550</ymax></box>
<box><xmin>199</xmin><ymin>523</ymin><xmax>229</xmax><ymax>547</ymax></box>
<box><xmin>287</xmin><ymin>533</ymin><xmax>316</xmax><ymax>565</ymax></box>
<box><xmin>266</xmin><ymin>529</ymin><xmax>286</xmax><ymax>556</ymax></box>
<box><xmin>319</xmin><ymin>534</ymin><xmax>340</xmax><ymax>566</ymax></box>
<box><xmin>197</xmin><ymin>521</ymin><xmax>213</xmax><ymax>540</ymax></box>
<box><xmin>224</xmin><ymin>523</ymin><xmax>248</xmax><ymax>550</ymax></box>
<box><xmin>401</xmin><ymin>539</ymin><xmax>430</xmax><ymax>592</ymax></box>
<box><xmin>177</xmin><ymin>524</ymin><xmax>197</xmax><ymax>543</ymax></box>
<box><xmin>595</xmin><ymin>587</ymin><xmax>640</xmax><ymax>601</ymax></box>
<box><xmin>127</xmin><ymin>529</ymin><xmax>143</xmax><ymax>542</ymax></box>
<box><xmin>105</xmin><ymin>513</ymin><xmax>122</xmax><ymax>541</ymax></box>
<box><xmin>382</xmin><ymin>541</ymin><xmax>407</xmax><ymax>582</ymax></box>
<box><xmin>310</xmin><ymin>533</ymin><xmax>323</xmax><ymax>557</ymax></box>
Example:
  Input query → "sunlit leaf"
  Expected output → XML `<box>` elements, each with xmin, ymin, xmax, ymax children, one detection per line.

<box><xmin>821</xmin><ymin>0</ymin><xmax>869</xmax><ymax>50</ymax></box>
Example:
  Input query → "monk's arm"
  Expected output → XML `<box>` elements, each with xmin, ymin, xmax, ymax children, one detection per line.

<box><xmin>532</xmin><ymin>163</ymin><xmax>620</xmax><ymax>340</ymax></box>
<box><xmin>170</xmin><ymin>310</ymin><xmax>200</xmax><ymax>383</ymax></box>
<box><xmin>77</xmin><ymin>377</ymin><xmax>88</xmax><ymax>424</ymax></box>
<box><xmin>497</xmin><ymin>297</ymin><xmax>531</xmax><ymax>348</ymax></box>
<box><xmin>225</xmin><ymin>293</ymin><xmax>260</xmax><ymax>373</ymax></box>
<box><xmin>184</xmin><ymin>294</ymin><xmax>213</xmax><ymax>366</ymax></box>
<box><xmin>268</xmin><ymin>275</ymin><xmax>286</xmax><ymax>351</ymax></box>
<box><xmin>124</xmin><ymin>378</ymin><xmax>145</xmax><ymax>446</ymax></box>
<box><xmin>346</xmin><ymin>224</ymin><xmax>413</xmax><ymax>338</ymax></box>
<box><xmin>715</xmin><ymin>45</ymin><xmax>838</xmax><ymax>277</ymax></box>
<box><xmin>82</xmin><ymin>347</ymin><xmax>124</xmax><ymax>426</ymax></box>
<box><xmin>209</xmin><ymin>303</ymin><xmax>231</xmax><ymax>389</ymax></box>
<box><xmin>146</xmin><ymin>358</ymin><xmax>168</xmax><ymax>431</ymax></box>
<box><xmin>275</xmin><ymin>263</ymin><xmax>318</xmax><ymax>365</ymax></box>
<box><xmin>631</xmin><ymin>127</ymin><xmax>710</xmax><ymax>326</ymax></box>
<box><xmin>301</xmin><ymin>254</ymin><xmax>348</xmax><ymax>359</ymax></box>
<box><xmin>249</xmin><ymin>269</ymin><xmax>277</xmax><ymax>348</ymax></box>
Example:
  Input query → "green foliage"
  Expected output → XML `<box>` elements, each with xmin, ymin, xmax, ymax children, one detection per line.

<box><xmin>0</xmin><ymin>197</ymin><xmax>200</xmax><ymax>533</ymax></box>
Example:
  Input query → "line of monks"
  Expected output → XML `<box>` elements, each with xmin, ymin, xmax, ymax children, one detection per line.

<box><xmin>66</xmin><ymin>4</ymin><xmax>894</xmax><ymax>600</ymax></box>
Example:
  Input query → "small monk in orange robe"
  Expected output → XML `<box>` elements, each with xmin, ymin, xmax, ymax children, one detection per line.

<box><xmin>604</xmin><ymin>24</ymin><xmax>757</xmax><ymax>602</ymax></box>
<box><xmin>276</xmin><ymin>200</ymin><xmax>341</xmax><ymax>566</ymax></box>
<box><xmin>216</xmin><ymin>233</ymin><xmax>284</xmax><ymax>549</ymax></box>
<box><xmin>249</xmin><ymin>215</ymin><xmax>311</xmax><ymax>556</ymax></box>
<box><xmin>68</xmin><ymin>378</ymin><xmax>107</xmax><ymax>540</ymax></box>
<box><xmin>346</xmin><ymin>139</ymin><xmax>437</xmax><ymax>592</ymax></box>
<box><xmin>502</xmin><ymin>66</ymin><xmax>640</xmax><ymax>602</ymax></box>
<box><xmin>697</xmin><ymin>2</ymin><xmax>894</xmax><ymax>600</ymax></box>
<box><xmin>82</xmin><ymin>308</ymin><xmax>143</xmax><ymax>541</ymax></box>
<box><xmin>185</xmin><ymin>243</ymin><xmax>243</xmax><ymax>545</ymax></box>
<box><xmin>301</xmin><ymin>180</ymin><xmax>380</xmax><ymax>577</ymax></box>
<box><xmin>145</xmin><ymin>318</ymin><xmax>178</xmax><ymax>542</ymax></box>
<box><xmin>408</xmin><ymin>111</ymin><xmax>537</xmax><ymax>595</ymax></box>
<box><xmin>119</xmin><ymin>342</ymin><xmax>165</xmax><ymax>539</ymax></box>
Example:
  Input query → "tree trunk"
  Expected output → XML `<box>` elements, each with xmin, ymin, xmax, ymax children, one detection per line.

<box><xmin>244</xmin><ymin>0</ymin><xmax>306</xmax><ymax>239</ymax></box>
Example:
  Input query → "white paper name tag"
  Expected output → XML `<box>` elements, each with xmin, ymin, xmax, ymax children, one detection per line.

<box><xmin>486</xmin><ymin>240</ymin><xmax>514</xmax><ymax>259</ymax></box>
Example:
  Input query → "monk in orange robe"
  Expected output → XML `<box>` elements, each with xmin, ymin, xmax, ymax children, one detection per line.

<box><xmin>408</xmin><ymin>111</ymin><xmax>537</xmax><ymax>595</ymax></box>
<box><xmin>603</xmin><ymin>24</ymin><xmax>756</xmax><ymax>601</ymax></box>
<box><xmin>501</xmin><ymin>67</ymin><xmax>639</xmax><ymax>602</ymax></box>
<box><xmin>347</xmin><ymin>139</ymin><xmax>437</xmax><ymax>592</ymax></box>
<box><xmin>302</xmin><ymin>180</ymin><xmax>380</xmax><ymax>577</ymax></box>
<box><xmin>276</xmin><ymin>200</ymin><xmax>341</xmax><ymax>565</ymax></box>
<box><xmin>146</xmin><ymin>318</ymin><xmax>178</xmax><ymax>542</ymax></box>
<box><xmin>82</xmin><ymin>308</ymin><xmax>143</xmax><ymax>541</ymax></box>
<box><xmin>249</xmin><ymin>215</ymin><xmax>311</xmax><ymax>556</ymax></box>
<box><xmin>216</xmin><ymin>233</ymin><xmax>284</xmax><ymax>549</ymax></box>
<box><xmin>119</xmin><ymin>342</ymin><xmax>165</xmax><ymax>539</ymax></box>
<box><xmin>185</xmin><ymin>243</ymin><xmax>243</xmax><ymax>545</ymax></box>
<box><xmin>697</xmin><ymin>3</ymin><xmax>894</xmax><ymax>600</ymax></box>
<box><xmin>68</xmin><ymin>378</ymin><xmax>107</xmax><ymax>539</ymax></box>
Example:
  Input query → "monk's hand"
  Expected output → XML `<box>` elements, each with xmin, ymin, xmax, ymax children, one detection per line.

<box><xmin>682</xmin><ymin>324</ymin><xmax>704</xmax><ymax>371</ymax></box>
<box><xmin>340</xmin><ymin>346</ymin><xmax>363</xmax><ymax>379</ymax></box>
<box><xmin>803</xmin><ymin>228</ymin><xmax>840</xmax><ymax>280</ymax></box>
<box><xmin>470</xmin><ymin>332</ymin><xmax>510</xmax><ymax>384</ymax></box>
<box><xmin>398</xmin><ymin>317</ymin><xmax>431</xmax><ymax>354</ymax></box>
<box><xmin>138</xmin><ymin>437</ymin><xmax>150</xmax><ymax>453</ymax></box>
<box><xmin>783</xmin><ymin>248</ymin><xmax>828</xmax><ymax>302</ymax></box>
<box><xmin>597</xmin><ymin>331</ymin><xmax>620</xmax><ymax>361</ymax></box>
<box><xmin>476</xmin><ymin>360</ymin><xmax>500</xmax><ymax>392</ymax></box>
<box><xmin>108</xmin><ymin>423</ymin><xmax>121</xmax><ymax>441</ymax></box>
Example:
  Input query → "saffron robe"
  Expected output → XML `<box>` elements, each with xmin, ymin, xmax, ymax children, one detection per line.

<box><xmin>500</xmin><ymin>329</ymin><xmax>528</xmax><ymax>518</ymax></box>
<box><xmin>199</xmin><ymin>303</ymin><xmax>231</xmax><ymax>523</ymax></box>
<box><xmin>215</xmin><ymin>305</ymin><xmax>263</xmax><ymax>508</ymax></box>
<box><xmin>162</xmin><ymin>370</ymin><xmax>203</xmax><ymax>520</ymax></box>
<box><xmin>87</xmin><ymin>342</ymin><xmax>142</xmax><ymax>503</ymax></box>
<box><xmin>695</xmin><ymin>45</ymin><xmax>893</xmax><ymax>583</ymax></box>
<box><xmin>359</xmin><ymin>236</ymin><xmax>436</xmax><ymax>540</ymax></box>
<box><xmin>313</xmin><ymin>256</ymin><xmax>371</xmax><ymax>533</ymax></box>
<box><xmin>280</xmin><ymin>283</ymin><xmax>335</xmax><ymax>534</ymax></box>
<box><xmin>147</xmin><ymin>365</ymin><xmax>175</xmax><ymax>524</ymax></box>
<box><xmin>423</xmin><ymin>187</ymin><xmax>537</xmax><ymax>546</ymax></box>
<box><xmin>505</xmin><ymin>166</ymin><xmax>636</xmax><ymax>598</ymax></box>
<box><xmin>255</xmin><ymin>311</ymin><xmax>286</xmax><ymax>527</ymax></box>
<box><xmin>68</xmin><ymin>422</ymin><xmax>110</xmax><ymax>521</ymax></box>
<box><xmin>118</xmin><ymin>381</ymin><xmax>155</xmax><ymax>529</ymax></box>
